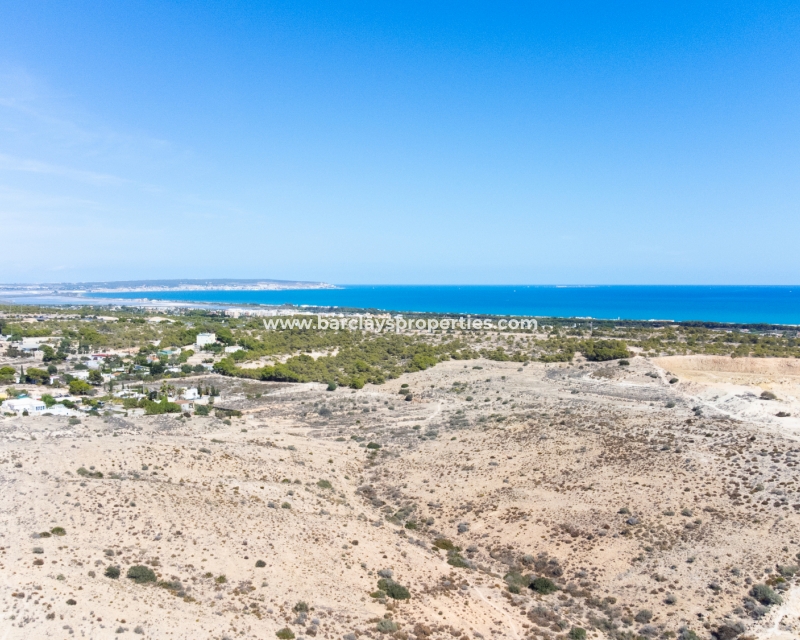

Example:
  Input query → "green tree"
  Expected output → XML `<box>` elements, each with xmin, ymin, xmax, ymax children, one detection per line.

<box><xmin>88</xmin><ymin>369</ymin><xmax>103</xmax><ymax>385</ymax></box>
<box><xmin>25</xmin><ymin>367</ymin><xmax>51</xmax><ymax>385</ymax></box>
<box><xmin>41</xmin><ymin>345</ymin><xmax>66</xmax><ymax>363</ymax></box>
<box><xmin>0</xmin><ymin>366</ymin><xmax>15</xmax><ymax>383</ymax></box>
<box><xmin>69</xmin><ymin>379</ymin><xmax>93</xmax><ymax>395</ymax></box>
<box><xmin>150</xmin><ymin>362</ymin><xmax>165</xmax><ymax>376</ymax></box>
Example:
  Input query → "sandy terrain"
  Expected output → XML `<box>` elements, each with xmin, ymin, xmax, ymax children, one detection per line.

<box><xmin>2</xmin><ymin>355</ymin><xmax>799</xmax><ymax>640</ymax></box>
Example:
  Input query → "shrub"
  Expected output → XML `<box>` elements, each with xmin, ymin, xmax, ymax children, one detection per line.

<box><xmin>669</xmin><ymin>377</ymin><xmax>679</xmax><ymax>384</ymax></box>
<box><xmin>105</xmin><ymin>565</ymin><xmax>121</xmax><ymax>579</ymax></box>
<box><xmin>293</xmin><ymin>601</ymin><xmax>309</xmax><ymax>613</ymax></box>
<box><xmin>568</xmin><ymin>628</ymin><xmax>587</xmax><ymax>640</ymax></box>
<box><xmin>51</xmin><ymin>526</ymin><xmax>66</xmax><ymax>536</ymax></box>
<box><xmin>255</xmin><ymin>559</ymin><xmax>266</xmax><ymax>568</ymax></box>
<box><xmin>317</xmin><ymin>479</ymin><xmax>333</xmax><ymax>490</ymax></box>
<box><xmin>195</xmin><ymin>404</ymin><xmax>210</xmax><ymax>416</ymax></box>
<box><xmin>281</xmin><ymin>502</ymin><xmax>291</xmax><ymax>509</ymax></box>
<box><xmin>504</xmin><ymin>571</ymin><xmax>532</xmax><ymax>591</ymax></box>
<box><xmin>377</xmin><ymin>578</ymin><xmax>410</xmax><ymax>600</ymax></box>
<box><xmin>326</xmin><ymin>382</ymin><xmax>337</xmax><ymax>391</ymax></box>
<box><xmin>433</xmin><ymin>538</ymin><xmax>456</xmax><ymax>551</ymax></box>
<box><xmin>215</xmin><ymin>575</ymin><xmax>227</xmax><ymax>584</ymax></box>
<box><xmin>69</xmin><ymin>379</ymin><xmax>93</xmax><ymax>395</ymax></box>
<box><xmin>66</xmin><ymin>598</ymin><xmax>76</xmax><ymax>605</ymax></box>
<box><xmin>77</xmin><ymin>467</ymin><xmax>103</xmax><ymax>479</ymax></box>
<box><xmin>530</xmin><ymin>577</ymin><xmax>557</xmax><ymax>594</ymax></box>
<box><xmin>275</xmin><ymin>628</ymin><xmax>295</xmax><ymax>639</ymax></box>
<box><xmin>447</xmin><ymin>552</ymin><xmax>470</xmax><ymax>568</ymax></box>
<box><xmin>634</xmin><ymin>610</ymin><xmax>653</xmax><ymax>624</ymax></box>
<box><xmin>127</xmin><ymin>565</ymin><xmax>156</xmax><ymax>584</ymax></box>
<box><xmin>38</xmin><ymin>531</ymin><xmax>51</xmax><ymax>538</ymax></box>
<box><xmin>751</xmin><ymin>583</ymin><xmax>782</xmax><ymax>605</ymax></box>
<box><xmin>144</xmin><ymin>399</ymin><xmax>182</xmax><ymax>415</ymax></box>
<box><xmin>405</xmin><ymin>521</ymin><xmax>418</xmax><ymax>530</ymax></box>
<box><xmin>581</xmin><ymin>339</ymin><xmax>630</xmax><ymax>361</ymax></box>
<box><xmin>366</xmin><ymin>442</ymin><xmax>381</xmax><ymax>450</ymax></box>
<box><xmin>760</xmin><ymin>390</ymin><xmax>777</xmax><ymax>400</ymax></box>
<box><xmin>377</xmin><ymin>619</ymin><xmax>398</xmax><ymax>633</ymax></box>
<box><xmin>618</xmin><ymin>360</ymin><xmax>630</xmax><ymax>366</ymax></box>
<box><xmin>32</xmin><ymin>547</ymin><xmax>44</xmax><ymax>554</ymax></box>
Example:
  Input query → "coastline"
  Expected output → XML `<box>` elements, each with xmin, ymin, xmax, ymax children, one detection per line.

<box><xmin>2</xmin><ymin>283</ymin><xmax>800</xmax><ymax>325</ymax></box>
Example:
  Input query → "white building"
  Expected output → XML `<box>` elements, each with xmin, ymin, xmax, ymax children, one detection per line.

<box><xmin>182</xmin><ymin>387</ymin><xmax>199</xmax><ymax>400</ymax></box>
<box><xmin>1</xmin><ymin>397</ymin><xmax>47</xmax><ymax>415</ymax></box>
<box><xmin>43</xmin><ymin>404</ymin><xmax>78</xmax><ymax>417</ymax></box>
<box><xmin>71</xmin><ymin>370</ymin><xmax>91</xmax><ymax>381</ymax></box>
<box><xmin>224</xmin><ymin>345</ymin><xmax>243</xmax><ymax>353</ymax></box>
<box><xmin>196</xmin><ymin>333</ymin><xmax>216</xmax><ymax>347</ymax></box>
<box><xmin>21</xmin><ymin>337</ymin><xmax>52</xmax><ymax>351</ymax></box>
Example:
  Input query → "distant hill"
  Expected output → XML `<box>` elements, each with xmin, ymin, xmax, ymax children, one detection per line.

<box><xmin>0</xmin><ymin>278</ymin><xmax>335</xmax><ymax>292</ymax></box>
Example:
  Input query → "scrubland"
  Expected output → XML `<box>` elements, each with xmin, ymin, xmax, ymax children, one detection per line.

<box><xmin>2</xmin><ymin>349</ymin><xmax>800</xmax><ymax>640</ymax></box>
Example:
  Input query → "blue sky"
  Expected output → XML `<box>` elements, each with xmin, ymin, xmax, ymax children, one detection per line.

<box><xmin>1</xmin><ymin>2</ymin><xmax>798</xmax><ymax>284</ymax></box>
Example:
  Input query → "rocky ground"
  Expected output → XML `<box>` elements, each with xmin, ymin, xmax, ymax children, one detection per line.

<box><xmin>2</xmin><ymin>355</ymin><xmax>799</xmax><ymax>640</ymax></box>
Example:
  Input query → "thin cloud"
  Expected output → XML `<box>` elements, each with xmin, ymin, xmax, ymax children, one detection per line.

<box><xmin>0</xmin><ymin>152</ymin><xmax>128</xmax><ymax>186</ymax></box>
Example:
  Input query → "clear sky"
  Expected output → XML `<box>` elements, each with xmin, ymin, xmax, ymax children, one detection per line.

<box><xmin>1</xmin><ymin>2</ymin><xmax>798</xmax><ymax>285</ymax></box>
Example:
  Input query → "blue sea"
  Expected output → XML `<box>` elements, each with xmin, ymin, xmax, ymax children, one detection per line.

<box><xmin>87</xmin><ymin>285</ymin><xmax>800</xmax><ymax>325</ymax></box>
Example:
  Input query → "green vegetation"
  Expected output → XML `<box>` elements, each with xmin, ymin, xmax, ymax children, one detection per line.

<box><xmin>69</xmin><ymin>379</ymin><xmax>93</xmax><ymax>395</ymax></box>
<box><xmin>104</xmin><ymin>565</ymin><xmax>121</xmax><ymax>579</ymax></box>
<box><xmin>504</xmin><ymin>571</ymin><xmax>533</xmax><ymax>592</ymax></box>
<box><xmin>276</xmin><ymin>629</ymin><xmax>295</xmax><ymax>640</ymax></box>
<box><xmin>634</xmin><ymin>609</ymin><xmax>653</xmax><ymax>624</ymax></box>
<box><xmin>141</xmin><ymin>398</ymin><xmax>181</xmax><ymax>415</ymax></box>
<box><xmin>3</xmin><ymin>306</ymin><xmax>800</xmax><ymax>392</ymax></box>
<box><xmin>446</xmin><ymin>551</ymin><xmax>470</xmax><ymax>568</ymax></box>
<box><xmin>433</xmin><ymin>538</ymin><xmax>456</xmax><ymax>551</ymax></box>
<box><xmin>530</xmin><ymin>577</ymin><xmax>557</xmax><ymax>594</ymax></box>
<box><xmin>751</xmin><ymin>583</ymin><xmax>782</xmax><ymax>605</ymax></box>
<box><xmin>76</xmin><ymin>467</ymin><xmax>103</xmax><ymax>478</ymax></box>
<box><xmin>377</xmin><ymin>578</ymin><xmax>410</xmax><ymax>600</ymax></box>
<box><xmin>376</xmin><ymin>619</ymin><xmax>399</xmax><ymax>633</ymax></box>
<box><xmin>24</xmin><ymin>367</ymin><xmax>51</xmax><ymax>384</ymax></box>
<box><xmin>126</xmin><ymin>565</ymin><xmax>156</xmax><ymax>584</ymax></box>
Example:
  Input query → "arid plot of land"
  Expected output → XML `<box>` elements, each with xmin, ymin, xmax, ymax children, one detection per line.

<box><xmin>2</xmin><ymin>356</ymin><xmax>800</xmax><ymax>640</ymax></box>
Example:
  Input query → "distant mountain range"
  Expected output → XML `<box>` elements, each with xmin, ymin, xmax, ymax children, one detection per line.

<box><xmin>0</xmin><ymin>278</ymin><xmax>336</xmax><ymax>293</ymax></box>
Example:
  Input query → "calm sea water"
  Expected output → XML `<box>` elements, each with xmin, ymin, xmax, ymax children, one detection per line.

<box><xmin>87</xmin><ymin>285</ymin><xmax>800</xmax><ymax>325</ymax></box>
